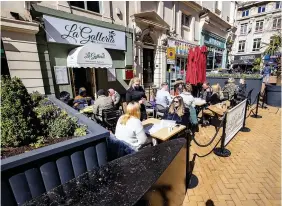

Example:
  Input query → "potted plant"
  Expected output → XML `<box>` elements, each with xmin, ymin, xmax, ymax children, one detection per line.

<box><xmin>263</xmin><ymin>33</ymin><xmax>281</xmax><ymax>107</ymax></box>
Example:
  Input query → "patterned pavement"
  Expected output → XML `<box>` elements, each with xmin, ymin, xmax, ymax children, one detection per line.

<box><xmin>183</xmin><ymin>106</ymin><xmax>281</xmax><ymax>206</ymax></box>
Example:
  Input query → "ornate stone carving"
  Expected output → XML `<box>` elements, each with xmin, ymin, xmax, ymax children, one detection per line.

<box><xmin>161</xmin><ymin>37</ymin><xmax>168</xmax><ymax>46</ymax></box>
<box><xmin>143</xmin><ymin>33</ymin><xmax>154</xmax><ymax>44</ymax></box>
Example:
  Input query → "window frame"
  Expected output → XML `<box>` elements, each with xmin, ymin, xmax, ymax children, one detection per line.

<box><xmin>69</xmin><ymin>1</ymin><xmax>101</xmax><ymax>14</ymax></box>
<box><xmin>255</xmin><ymin>20</ymin><xmax>264</xmax><ymax>32</ymax></box>
<box><xmin>258</xmin><ymin>5</ymin><xmax>266</xmax><ymax>13</ymax></box>
<box><xmin>276</xmin><ymin>1</ymin><xmax>281</xmax><ymax>9</ymax></box>
<box><xmin>238</xmin><ymin>40</ymin><xmax>246</xmax><ymax>52</ymax></box>
<box><xmin>252</xmin><ymin>38</ymin><xmax>261</xmax><ymax>51</ymax></box>
<box><xmin>273</xmin><ymin>17</ymin><xmax>281</xmax><ymax>30</ymax></box>
<box><xmin>182</xmin><ymin>13</ymin><xmax>191</xmax><ymax>28</ymax></box>
<box><xmin>240</xmin><ymin>23</ymin><xmax>248</xmax><ymax>35</ymax></box>
<box><xmin>242</xmin><ymin>10</ymin><xmax>249</xmax><ymax>17</ymax></box>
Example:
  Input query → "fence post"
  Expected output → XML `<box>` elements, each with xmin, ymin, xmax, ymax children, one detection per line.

<box><xmin>213</xmin><ymin>115</ymin><xmax>231</xmax><ymax>157</ymax></box>
<box><xmin>251</xmin><ymin>92</ymin><xmax>262</xmax><ymax>118</ymax></box>
<box><xmin>240</xmin><ymin>99</ymin><xmax>251</xmax><ymax>132</ymax></box>
<box><xmin>186</xmin><ymin>131</ymin><xmax>191</xmax><ymax>190</ymax></box>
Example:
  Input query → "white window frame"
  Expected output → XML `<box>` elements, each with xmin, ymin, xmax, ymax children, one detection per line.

<box><xmin>252</xmin><ymin>38</ymin><xmax>261</xmax><ymax>51</ymax></box>
<box><xmin>242</xmin><ymin>10</ymin><xmax>249</xmax><ymax>17</ymax></box>
<box><xmin>240</xmin><ymin>23</ymin><xmax>248</xmax><ymax>35</ymax></box>
<box><xmin>258</xmin><ymin>5</ymin><xmax>266</xmax><ymax>13</ymax></box>
<box><xmin>238</xmin><ymin>40</ymin><xmax>246</xmax><ymax>52</ymax></box>
<box><xmin>70</xmin><ymin>1</ymin><xmax>101</xmax><ymax>14</ymax></box>
<box><xmin>182</xmin><ymin>13</ymin><xmax>191</xmax><ymax>28</ymax></box>
<box><xmin>255</xmin><ymin>20</ymin><xmax>264</xmax><ymax>32</ymax></box>
<box><xmin>273</xmin><ymin>17</ymin><xmax>281</xmax><ymax>30</ymax></box>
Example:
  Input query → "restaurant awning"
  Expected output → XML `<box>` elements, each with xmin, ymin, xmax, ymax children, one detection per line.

<box><xmin>67</xmin><ymin>44</ymin><xmax>113</xmax><ymax>68</ymax></box>
<box><xmin>232</xmin><ymin>60</ymin><xmax>252</xmax><ymax>65</ymax></box>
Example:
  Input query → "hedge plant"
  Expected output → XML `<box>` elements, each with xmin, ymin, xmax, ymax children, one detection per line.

<box><xmin>206</xmin><ymin>72</ymin><xmax>262</xmax><ymax>79</ymax></box>
<box><xmin>1</xmin><ymin>76</ymin><xmax>87</xmax><ymax>148</ymax></box>
<box><xmin>1</xmin><ymin>76</ymin><xmax>39</xmax><ymax>147</ymax></box>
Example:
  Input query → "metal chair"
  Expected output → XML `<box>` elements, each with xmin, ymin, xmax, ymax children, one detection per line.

<box><xmin>144</xmin><ymin>101</ymin><xmax>155</xmax><ymax>118</ymax></box>
<box><xmin>102</xmin><ymin>109</ymin><xmax>122</xmax><ymax>133</ymax></box>
<box><xmin>155</xmin><ymin>104</ymin><xmax>166</xmax><ymax>119</ymax></box>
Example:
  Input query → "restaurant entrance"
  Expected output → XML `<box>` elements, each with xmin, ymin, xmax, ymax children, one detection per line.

<box><xmin>71</xmin><ymin>68</ymin><xmax>96</xmax><ymax>99</ymax></box>
<box><xmin>143</xmin><ymin>48</ymin><xmax>154</xmax><ymax>86</ymax></box>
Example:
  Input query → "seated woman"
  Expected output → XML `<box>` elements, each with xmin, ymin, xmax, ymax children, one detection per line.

<box><xmin>164</xmin><ymin>96</ymin><xmax>190</xmax><ymax>126</ymax></box>
<box><xmin>180</xmin><ymin>83</ymin><xmax>195</xmax><ymax>108</ymax></box>
<box><xmin>209</xmin><ymin>84</ymin><xmax>224</xmax><ymax>105</ymax></box>
<box><xmin>115</xmin><ymin>102</ymin><xmax>152</xmax><ymax>151</ymax></box>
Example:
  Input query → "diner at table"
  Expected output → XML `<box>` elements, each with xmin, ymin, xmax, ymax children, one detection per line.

<box><xmin>93</xmin><ymin>89</ymin><xmax>114</xmax><ymax>121</ymax></box>
<box><xmin>108</xmin><ymin>88</ymin><xmax>121</xmax><ymax>109</ymax></box>
<box><xmin>126</xmin><ymin>77</ymin><xmax>147</xmax><ymax>121</ymax></box>
<box><xmin>180</xmin><ymin>83</ymin><xmax>195</xmax><ymax>108</ymax></box>
<box><xmin>155</xmin><ymin>82</ymin><xmax>172</xmax><ymax>108</ymax></box>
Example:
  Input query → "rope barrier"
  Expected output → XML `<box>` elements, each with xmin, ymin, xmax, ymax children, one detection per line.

<box><xmin>246</xmin><ymin>93</ymin><xmax>260</xmax><ymax>118</ymax></box>
<box><xmin>192</xmin><ymin>113</ymin><xmax>227</xmax><ymax>147</ymax></box>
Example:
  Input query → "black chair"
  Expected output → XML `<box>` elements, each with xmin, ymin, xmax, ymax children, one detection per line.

<box><xmin>155</xmin><ymin>104</ymin><xmax>166</xmax><ymax>119</ymax></box>
<box><xmin>144</xmin><ymin>101</ymin><xmax>154</xmax><ymax>118</ymax></box>
<box><xmin>222</xmin><ymin>91</ymin><xmax>229</xmax><ymax>101</ymax></box>
<box><xmin>102</xmin><ymin>109</ymin><xmax>122</xmax><ymax>133</ymax></box>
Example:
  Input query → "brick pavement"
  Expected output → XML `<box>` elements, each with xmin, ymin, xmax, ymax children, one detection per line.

<box><xmin>183</xmin><ymin>106</ymin><xmax>281</xmax><ymax>206</ymax></box>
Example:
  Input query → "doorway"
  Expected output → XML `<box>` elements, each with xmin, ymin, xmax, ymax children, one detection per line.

<box><xmin>71</xmin><ymin>68</ymin><xmax>96</xmax><ymax>99</ymax></box>
<box><xmin>143</xmin><ymin>48</ymin><xmax>154</xmax><ymax>85</ymax></box>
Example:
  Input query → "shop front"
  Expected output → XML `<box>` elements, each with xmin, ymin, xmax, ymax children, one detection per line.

<box><xmin>201</xmin><ymin>30</ymin><xmax>226</xmax><ymax>71</ymax></box>
<box><xmin>166</xmin><ymin>38</ymin><xmax>197</xmax><ymax>90</ymax></box>
<box><xmin>233</xmin><ymin>54</ymin><xmax>262</xmax><ymax>72</ymax></box>
<box><xmin>32</xmin><ymin>4</ymin><xmax>133</xmax><ymax>99</ymax></box>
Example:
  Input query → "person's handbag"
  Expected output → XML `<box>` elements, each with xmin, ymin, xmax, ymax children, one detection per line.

<box><xmin>189</xmin><ymin>105</ymin><xmax>198</xmax><ymax>125</ymax></box>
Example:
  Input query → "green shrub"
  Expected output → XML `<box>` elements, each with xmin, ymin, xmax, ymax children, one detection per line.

<box><xmin>74</xmin><ymin>125</ymin><xmax>87</xmax><ymax>137</ymax></box>
<box><xmin>31</xmin><ymin>91</ymin><xmax>44</xmax><ymax>107</ymax></box>
<box><xmin>206</xmin><ymin>73</ymin><xmax>262</xmax><ymax>79</ymax></box>
<box><xmin>1</xmin><ymin>76</ymin><xmax>39</xmax><ymax>147</ymax></box>
<box><xmin>47</xmin><ymin>110</ymin><xmax>78</xmax><ymax>138</ymax></box>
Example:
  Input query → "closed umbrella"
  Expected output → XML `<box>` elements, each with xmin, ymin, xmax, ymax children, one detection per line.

<box><xmin>199</xmin><ymin>45</ymin><xmax>207</xmax><ymax>83</ymax></box>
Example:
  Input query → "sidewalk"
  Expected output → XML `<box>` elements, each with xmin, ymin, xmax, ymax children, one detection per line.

<box><xmin>183</xmin><ymin>106</ymin><xmax>281</xmax><ymax>206</ymax></box>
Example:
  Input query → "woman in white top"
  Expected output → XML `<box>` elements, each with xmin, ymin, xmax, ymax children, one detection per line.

<box><xmin>180</xmin><ymin>84</ymin><xmax>195</xmax><ymax>108</ymax></box>
<box><xmin>115</xmin><ymin>102</ymin><xmax>151</xmax><ymax>150</ymax></box>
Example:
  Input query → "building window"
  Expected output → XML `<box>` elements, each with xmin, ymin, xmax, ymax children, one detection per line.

<box><xmin>252</xmin><ymin>38</ymin><xmax>261</xmax><ymax>51</ymax></box>
<box><xmin>276</xmin><ymin>2</ymin><xmax>281</xmax><ymax>9</ymax></box>
<box><xmin>255</xmin><ymin>20</ymin><xmax>264</xmax><ymax>32</ymax></box>
<box><xmin>240</xmin><ymin>23</ymin><xmax>248</xmax><ymax>35</ymax></box>
<box><xmin>273</xmin><ymin>17</ymin><xmax>281</xmax><ymax>30</ymax></box>
<box><xmin>242</xmin><ymin>10</ymin><xmax>249</xmax><ymax>17</ymax></box>
<box><xmin>182</xmin><ymin>13</ymin><xmax>191</xmax><ymax>27</ymax></box>
<box><xmin>238</xmin><ymin>40</ymin><xmax>246</xmax><ymax>52</ymax></box>
<box><xmin>258</xmin><ymin>5</ymin><xmax>266</xmax><ymax>13</ymax></box>
<box><xmin>215</xmin><ymin>1</ymin><xmax>218</xmax><ymax>9</ymax></box>
<box><xmin>69</xmin><ymin>1</ymin><xmax>100</xmax><ymax>13</ymax></box>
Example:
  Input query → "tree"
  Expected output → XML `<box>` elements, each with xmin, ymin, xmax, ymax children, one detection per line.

<box><xmin>263</xmin><ymin>33</ymin><xmax>282</xmax><ymax>85</ymax></box>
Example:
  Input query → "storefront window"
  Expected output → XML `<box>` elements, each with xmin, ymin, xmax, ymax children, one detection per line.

<box><xmin>214</xmin><ymin>52</ymin><xmax>223</xmax><ymax>69</ymax></box>
<box><xmin>207</xmin><ymin>50</ymin><xmax>214</xmax><ymax>71</ymax></box>
<box><xmin>70</xmin><ymin>1</ymin><xmax>100</xmax><ymax>13</ymax></box>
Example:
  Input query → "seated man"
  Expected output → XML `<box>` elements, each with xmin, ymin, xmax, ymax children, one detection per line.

<box><xmin>223</xmin><ymin>78</ymin><xmax>238</xmax><ymax>100</ymax></box>
<box><xmin>73</xmin><ymin>87</ymin><xmax>90</xmax><ymax>111</ymax></box>
<box><xmin>108</xmin><ymin>88</ymin><xmax>121</xmax><ymax>109</ymax></box>
<box><xmin>200</xmin><ymin>82</ymin><xmax>213</xmax><ymax>102</ymax></box>
<box><xmin>93</xmin><ymin>89</ymin><xmax>114</xmax><ymax>121</ymax></box>
<box><xmin>156</xmin><ymin>82</ymin><xmax>172</xmax><ymax>108</ymax></box>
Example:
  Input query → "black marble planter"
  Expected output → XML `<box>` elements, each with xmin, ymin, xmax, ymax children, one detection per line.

<box><xmin>206</xmin><ymin>77</ymin><xmax>263</xmax><ymax>104</ymax></box>
<box><xmin>265</xmin><ymin>84</ymin><xmax>281</xmax><ymax>107</ymax></box>
<box><xmin>1</xmin><ymin>95</ymin><xmax>110</xmax><ymax>206</ymax></box>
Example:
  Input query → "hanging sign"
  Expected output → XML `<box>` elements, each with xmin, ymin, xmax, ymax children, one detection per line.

<box><xmin>43</xmin><ymin>15</ymin><xmax>126</xmax><ymax>50</ymax></box>
<box><xmin>168</xmin><ymin>38</ymin><xmax>196</xmax><ymax>56</ymax></box>
<box><xmin>167</xmin><ymin>47</ymin><xmax>176</xmax><ymax>64</ymax></box>
<box><xmin>54</xmin><ymin>66</ymin><xmax>69</xmax><ymax>85</ymax></box>
<box><xmin>224</xmin><ymin>99</ymin><xmax>247</xmax><ymax>146</ymax></box>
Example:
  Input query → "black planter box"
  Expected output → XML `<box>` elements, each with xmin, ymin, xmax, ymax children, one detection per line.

<box><xmin>265</xmin><ymin>84</ymin><xmax>281</xmax><ymax>107</ymax></box>
<box><xmin>207</xmin><ymin>76</ymin><xmax>263</xmax><ymax>104</ymax></box>
<box><xmin>1</xmin><ymin>95</ymin><xmax>110</xmax><ymax>206</ymax></box>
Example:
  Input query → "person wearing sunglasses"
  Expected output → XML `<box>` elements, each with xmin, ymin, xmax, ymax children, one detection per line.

<box><xmin>164</xmin><ymin>96</ymin><xmax>189</xmax><ymax>125</ymax></box>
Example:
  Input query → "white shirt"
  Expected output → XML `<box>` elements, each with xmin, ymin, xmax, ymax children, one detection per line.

<box><xmin>180</xmin><ymin>92</ymin><xmax>195</xmax><ymax>107</ymax></box>
<box><xmin>115</xmin><ymin>116</ymin><xmax>150</xmax><ymax>150</ymax></box>
<box><xmin>156</xmin><ymin>89</ymin><xmax>172</xmax><ymax>108</ymax></box>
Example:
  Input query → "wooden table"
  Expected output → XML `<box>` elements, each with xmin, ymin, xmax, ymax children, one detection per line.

<box><xmin>207</xmin><ymin>101</ymin><xmax>230</xmax><ymax>116</ymax></box>
<box><xmin>142</xmin><ymin>118</ymin><xmax>186</xmax><ymax>141</ymax></box>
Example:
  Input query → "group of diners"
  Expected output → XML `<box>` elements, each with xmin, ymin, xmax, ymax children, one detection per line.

<box><xmin>66</xmin><ymin>76</ymin><xmax>248</xmax><ymax>152</ymax></box>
